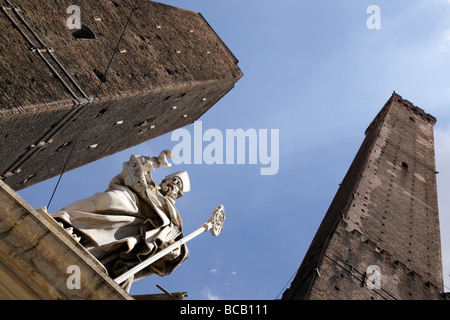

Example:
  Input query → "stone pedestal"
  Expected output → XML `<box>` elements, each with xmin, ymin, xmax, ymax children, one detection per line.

<box><xmin>0</xmin><ymin>179</ymin><xmax>132</xmax><ymax>299</ymax></box>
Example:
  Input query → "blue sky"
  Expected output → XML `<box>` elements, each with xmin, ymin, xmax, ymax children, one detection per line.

<box><xmin>17</xmin><ymin>0</ymin><xmax>450</xmax><ymax>299</ymax></box>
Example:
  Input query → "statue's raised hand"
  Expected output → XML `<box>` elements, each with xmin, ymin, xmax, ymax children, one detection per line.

<box><xmin>158</xmin><ymin>149</ymin><xmax>175</xmax><ymax>168</ymax></box>
<box><xmin>139</xmin><ymin>150</ymin><xmax>175</xmax><ymax>172</ymax></box>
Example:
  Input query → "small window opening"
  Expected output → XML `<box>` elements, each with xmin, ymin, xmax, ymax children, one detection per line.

<box><xmin>409</xmin><ymin>116</ymin><xmax>416</xmax><ymax>122</ymax></box>
<box><xmin>402</xmin><ymin>161</ymin><xmax>409</xmax><ymax>169</ymax></box>
<box><xmin>71</xmin><ymin>25</ymin><xmax>96</xmax><ymax>39</ymax></box>
<box><xmin>93</xmin><ymin>69</ymin><xmax>106</xmax><ymax>82</ymax></box>
<box><xmin>96</xmin><ymin>108</ymin><xmax>107</xmax><ymax>117</ymax></box>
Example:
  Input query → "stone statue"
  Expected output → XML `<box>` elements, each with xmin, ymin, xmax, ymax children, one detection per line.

<box><xmin>49</xmin><ymin>150</ymin><xmax>190</xmax><ymax>292</ymax></box>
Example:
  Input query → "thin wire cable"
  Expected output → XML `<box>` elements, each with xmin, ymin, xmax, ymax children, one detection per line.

<box><xmin>47</xmin><ymin>0</ymin><xmax>139</xmax><ymax>210</ymax></box>
<box><xmin>324</xmin><ymin>254</ymin><xmax>397</xmax><ymax>300</ymax></box>
<box><xmin>275</xmin><ymin>268</ymin><xmax>298</xmax><ymax>299</ymax></box>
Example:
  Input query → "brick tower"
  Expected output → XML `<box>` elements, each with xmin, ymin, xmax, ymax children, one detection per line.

<box><xmin>282</xmin><ymin>93</ymin><xmax>444</xmax><ymax>300</ymax></box>
<box><xmin>0</xmin><ymin>0</ymin><xmax>242</xmax><ymax>191</ymax></box>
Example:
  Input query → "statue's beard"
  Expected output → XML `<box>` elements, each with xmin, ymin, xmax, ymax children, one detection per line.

<box><xmin>161</xmin><ymin>183</ymin><xmax>181</xmax><ymax>199</ymax></box>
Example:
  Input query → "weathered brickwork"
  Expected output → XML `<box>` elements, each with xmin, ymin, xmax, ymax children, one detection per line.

<box><xmin>283</xmin><ymin>93</ymin><xmax>444</xmax><ymax>300</ymax></box>
<box><xmin>0</xmin><ymin>0</ymin><xmax>242</xmax><ymax>190</ymax></box>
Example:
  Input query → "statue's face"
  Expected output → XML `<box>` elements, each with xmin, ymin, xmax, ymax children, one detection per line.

<box><xmin>160</xmin><ymin>177</ymin><xmax>183</xmax><ymax>199</ymax></box>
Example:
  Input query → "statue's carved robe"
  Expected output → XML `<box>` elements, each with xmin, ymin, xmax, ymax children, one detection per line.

<box><xmin>50</xmin><ymin>156</ymin><xmax>189</xmax><ymax>292</ymax></box>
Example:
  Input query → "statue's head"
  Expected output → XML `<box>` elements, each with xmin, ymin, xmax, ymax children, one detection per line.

<box><xmin>160</xmin><ymin>171</ymin><xmax>191</xmax><ymax>199</ymax></box>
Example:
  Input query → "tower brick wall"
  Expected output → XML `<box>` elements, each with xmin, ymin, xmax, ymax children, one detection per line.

<box><xmin>283</xmin><ymin>93</ymin><xmax>444</xmax><ymax>300</ymax></box>
<box><xmin>0</xmin><ymin>0</ymin><xmax>242</xmax><ymax>190</ymax></box>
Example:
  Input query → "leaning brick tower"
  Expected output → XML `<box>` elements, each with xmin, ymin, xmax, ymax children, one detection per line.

<box><xmin>283</xmin><ymin>92</ymin><xmax>444</xmax><ymax>300</ymax></box>
<box><xmin>0</xmin><ymin>0</ymin><xmax>242</xmax><ymax>191</ymax></box>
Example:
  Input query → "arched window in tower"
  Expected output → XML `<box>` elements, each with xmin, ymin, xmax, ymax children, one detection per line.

<box><xmin>71</xmin><ymin>25</ymin><xmax>96</xmax><ymax>39</ymax></box>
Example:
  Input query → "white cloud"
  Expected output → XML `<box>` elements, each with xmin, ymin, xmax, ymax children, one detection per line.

<box><xmin>210</xmin><ymin>268</ymin><xmax>217</xmax><ymax>274</ymax></box>
<box><xmin>437</xmin><ymin>30</ymin><xmax>450</xmax><ymax>51</ymax></box>
<box><xmin>231</xmin><ymin>271</ymin><xmax>237</xmax><ymax>276</ymax></box>
<box><xmin>201</xmin><ymin>287</ymin><xmax>219</xmax><ymax>300</ymax></box>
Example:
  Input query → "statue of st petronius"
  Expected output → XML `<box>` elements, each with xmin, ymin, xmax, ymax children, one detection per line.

<box><xmin>49</xmin><ymin>150</ymin><xmax>190</xmax><ymax>292</ymax></box>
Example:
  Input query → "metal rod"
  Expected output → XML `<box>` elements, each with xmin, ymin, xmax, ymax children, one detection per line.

<box><xmin>3</xmin><ymin>1</ymin><xmax>90</xmax><ymax>101</ymax></box>
<box><xmin>1</xmin><ymin>102</ymin><xmax>88</xmax><ymax>179</ymax></box>
<box><xmin>2</xmin><ymin>5</ymin><xmax>35</xmax><ymax>46</ymax></box>
<box><xmin>35</xmin><ymin>49</ymin><xmax>81</xmax><ymax>102</ymax></box>
<box><xmin>114</xmin><ymin>205</ymin><xmax>224</xmax><ymax>285</ymax></box>
<box><xmin>47</xmin><ymin>50</ymin><xmax>90</xmax><ymax>100</ymax></box>
<box><xmin>114</xmin><ymin>223</ymin><xmax>210</xmax><ymax>285</ymax></box>
<box><xmin>8</xmin><ymin>0</ymin><xmax>46</xmax><ymax>46</ymax></box>
<box><xmin>156</xmin><ymin>284</ymin><xmax>175</xmax><ymax>300</ymax></box>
